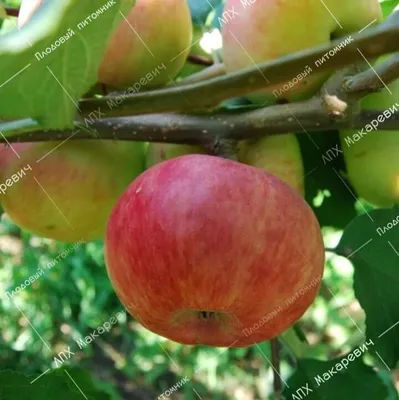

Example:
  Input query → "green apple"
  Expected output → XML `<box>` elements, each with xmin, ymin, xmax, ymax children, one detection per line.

<box><xmin>340</xmin><ymin>74</ymin><xmax>399</xmax><ymax>207</ymax></box>
<box><xmin>2</xmin><ymin>141</ymin><xmax>145</xmax><ymax>242</ymax></box>
<box><xmin>237</xmin><ymin>134</ymin><xmax>305</xmax><ymax>195</ymax></box>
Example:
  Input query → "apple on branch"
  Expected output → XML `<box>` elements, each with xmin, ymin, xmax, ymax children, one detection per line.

<box><xmin>147</xmin><ymin>134</ymin><xmax>305</xmax><ymax>195</ymax></box>
<box><xmin>105</xmin><ymin>155</ymin><xmax>325</xmax><ymax>347</ymax></box>
<box><xmin>340</xmin><ymin>58</ymin><xmax>399</xmax><ymax>207</ymax></box>
<box><xmin>222</xmin><ymin>0</ymin><xmax>382</xmax><ymax>104</ymax></box>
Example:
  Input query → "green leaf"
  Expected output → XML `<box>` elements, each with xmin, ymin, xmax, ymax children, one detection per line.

<box><xmin>188</xmin><ymin>0</ymin><xmax>223</xmax><ymax>26</ymax></box>
<box><xmin>381</xmin><ymin>0</ymin><xmax>399</xmax><ymax>19</ymax></box>
<box><xmin>283</xmin><ymin>356</ymin><xmax>394</xmax><ymax>399</ymax></box>
<box><xmin>0</xmin><ymin>367</ymin><xmax>111</xmax><ymax>400</ymax></box>
<box><xmin>0</xmin><ymin>0</ymin><xmax>131</xmax><ymax>130</ymax></box>
<box><xmin>337</xmin><ymin>207</ymin><xmax>399</xmax><ymax>368</ymax></box>
<box><xmin>280</xmin><ymin>326</ymin><xmax>309</xmax><ymax>359</ymax></box>
<box><xmin>378</xmin><ymin>368</ymin><xmax>399</xmax><ymax>400</ymax></box>
<box><xmin>297</xmin><ymin>131</ymin><xmax>357</xmax><ymax>229</ymax></box>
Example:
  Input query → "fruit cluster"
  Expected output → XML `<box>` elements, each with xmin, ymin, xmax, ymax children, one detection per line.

<box><xmin>1</xmin><ymin>0</ymin><xmax>394</xmax><ymax>347</ymax></box>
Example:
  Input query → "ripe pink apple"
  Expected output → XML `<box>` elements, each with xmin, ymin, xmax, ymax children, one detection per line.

<box><xmin>222</xmin><ymin>0</ymin><xmax>382</xmax><ymax>104</ymax></box>
<box><xmin>2</xmin><ymin>141</ymin><xmax>144</xmax><ymax>242</ymax></box>
<box><xmin>98</xmin><ymin>0</ymin><xmax>193</xmax><ymax>88</ymax></box>
<box><xmin>105</xmin><ymin>155</ymin><xmax>324</xmax><ymax>347</ymax></box>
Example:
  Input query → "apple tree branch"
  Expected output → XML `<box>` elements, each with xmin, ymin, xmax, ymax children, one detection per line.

<box><xmin>1</xmin><ymin>11</ymin><xmax>399</xmax><ymax>145</ymax></box>
<box><xmin>78</xmin><ymin>11</ymin><xmax>399</xmax><ymax>118</ymax></box>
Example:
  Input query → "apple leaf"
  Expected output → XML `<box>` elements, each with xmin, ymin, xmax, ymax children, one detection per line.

<box><xmin>336</xmin><ymin>207</ymin><xmax>399</xmax><ymax>368</ymax></box>
<box><xmin>0</xmin><ymin>367</ymin><xmax>111</xmax><ymax>399</ymax></box>
<box><xmin>280</xmin><ymin>326</ymin><xmax>309</xmax><ymax>359</ymax></box>
<box><xmin>283</xmin><ymin>356</ymin><xmax>395</xmax><ymax>399</ymax></box>
<box><xmin>188</xmin><ymin>0</ymin><xmax>223</xmax><ymax>25</ymax></box>
<box><xmin>297</xmin><ymin>131</ymin><xmax>357</xmax><ymax>229</ymax></box>
<box><xmin>381</xmin><ymin>0</ymin><xmax>399</xmax><ymax>18</ymax></box>
<box><xmin>0</xmin><ymin>0</ymin><xmax>131</xmax><ymax>130</ymax></box>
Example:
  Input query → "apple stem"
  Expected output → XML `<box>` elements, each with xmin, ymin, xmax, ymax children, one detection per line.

<box><xmin>325</xmin><ymin>247</ymin><xmax>348</xmax><ymax>257</ymax></box>
<box><xmin>198</xmin><ymin>311</ymin><xmax>215</xmax><ymax>319</ymax></box>
<box><xmin>325</xmin><ymin>247</ymin><xmax>339</xmax><ymax>253</ymax></box>
<box><xmin>271</xmin><ymin>338</ymin><xmax>283</xmax><ymax>399</ymax></box>
<box><xmin>205</xmin><ymin>138</ymin><xmax>238</xmax><ymax>161</ymax></box>
<box><xmin>187</xmin><ymin>54</ymin><xmax>214</xmax><ymax>67</ymax></box>
<box><xmin>4</xmin><ymin>6</ymin><xmax>19</xmax><ymax>17</ymax></box>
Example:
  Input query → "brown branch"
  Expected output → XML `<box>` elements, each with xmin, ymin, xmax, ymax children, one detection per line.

<box><xmin>345</xmin><ymin>53</ymin><xmax>399</xmax><ymax>94</ymax></box>
<box><xmin>4</xmin><ymin>109</ymin><xmax>399</xmax><ymax>145</ymax></box>
<box><xmin>79</xmin><ymin>11</ymin><xmax>399</xmax><ymax>119</ymax></box>
<box><xmin>4</xmin><ymin>58</ymin><xmax>399</xmax><ymax>145</ymax></box>
<box><xmin>3</xmin><ymin>58</ymin><xmax>399</xmax><ymax>145</ymax></box>
<box><xmin>7</xmin><ymin>52</ymin><xmax>399</xmax><ymax>145</ymax></box>
<box><xmin>2</xmin><ymin>15</ymin><xmax>399</xmax><ymax>145</ymax></box>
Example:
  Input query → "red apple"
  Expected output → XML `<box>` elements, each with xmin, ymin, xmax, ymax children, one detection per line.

<box><xmin>105</xmin><ymin>155</ymin><xmax>324</xmax><ymax>347</ymax></box>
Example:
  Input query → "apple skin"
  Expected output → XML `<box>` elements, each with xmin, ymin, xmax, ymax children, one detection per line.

<box><xmin>340</xmin><ymin>72</ymin><xmax>399</xmax><ymax>207</ymax></box>
<box><xmin>2</xmin><ymin>141</ymin><xmax>144</xmax><ymax>242</ymax></box>
<box><xmin>18</xmin><ymin>0</ymin><xmax>191</xmax><ymax>89</ymax></box>
<box><xmin>147</xmin><ymin>135</ymin><xmax>304</xmax><ymax>195</ymax></box>
<box><xmin>0</xmin><ymin>144</ymin><xmax>17</xmax><ymax>176</ymax></box>
<box><xmin>221</xmin><ymin>0</ymin><xmax>382</xmax><ymax>104</ymax></box>
<box><xmin>0</xmin><ymin>144</ymin><xmax>23</xmax><ymax>188</ymax></box>
<box><xmin>237</xmin><ymin>135</ymin><xmax>304</xmax><ymax>195</ymax></box>
<box><xmin>105</xmin><ymin>155</ymin><xmax>324</xmax><ymax>347</ymax></box>
<box><xmin>98</xmin><ymin>0</ymin><xmax>193</xmax><ymax>88</ymax></box>
<box><xmin>146</xmin><ymin>143</ymin><xmax>206</xmax><ymax>168</ymax></box>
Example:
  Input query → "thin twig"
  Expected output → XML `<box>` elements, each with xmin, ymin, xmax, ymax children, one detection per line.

<box><xmin>187</xmin><ymin>54</ymin><xmax>213</xmax><ymax>66</ymax></box>
<box><xmin>271</xmin><ymin>339</ymin><xmax>282</xmax><ymax>400</ymax></box>
<box><xmin>345</xmin><ymin>54</ymin><xmax>399</xmax><ymax>94</ymax></box>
